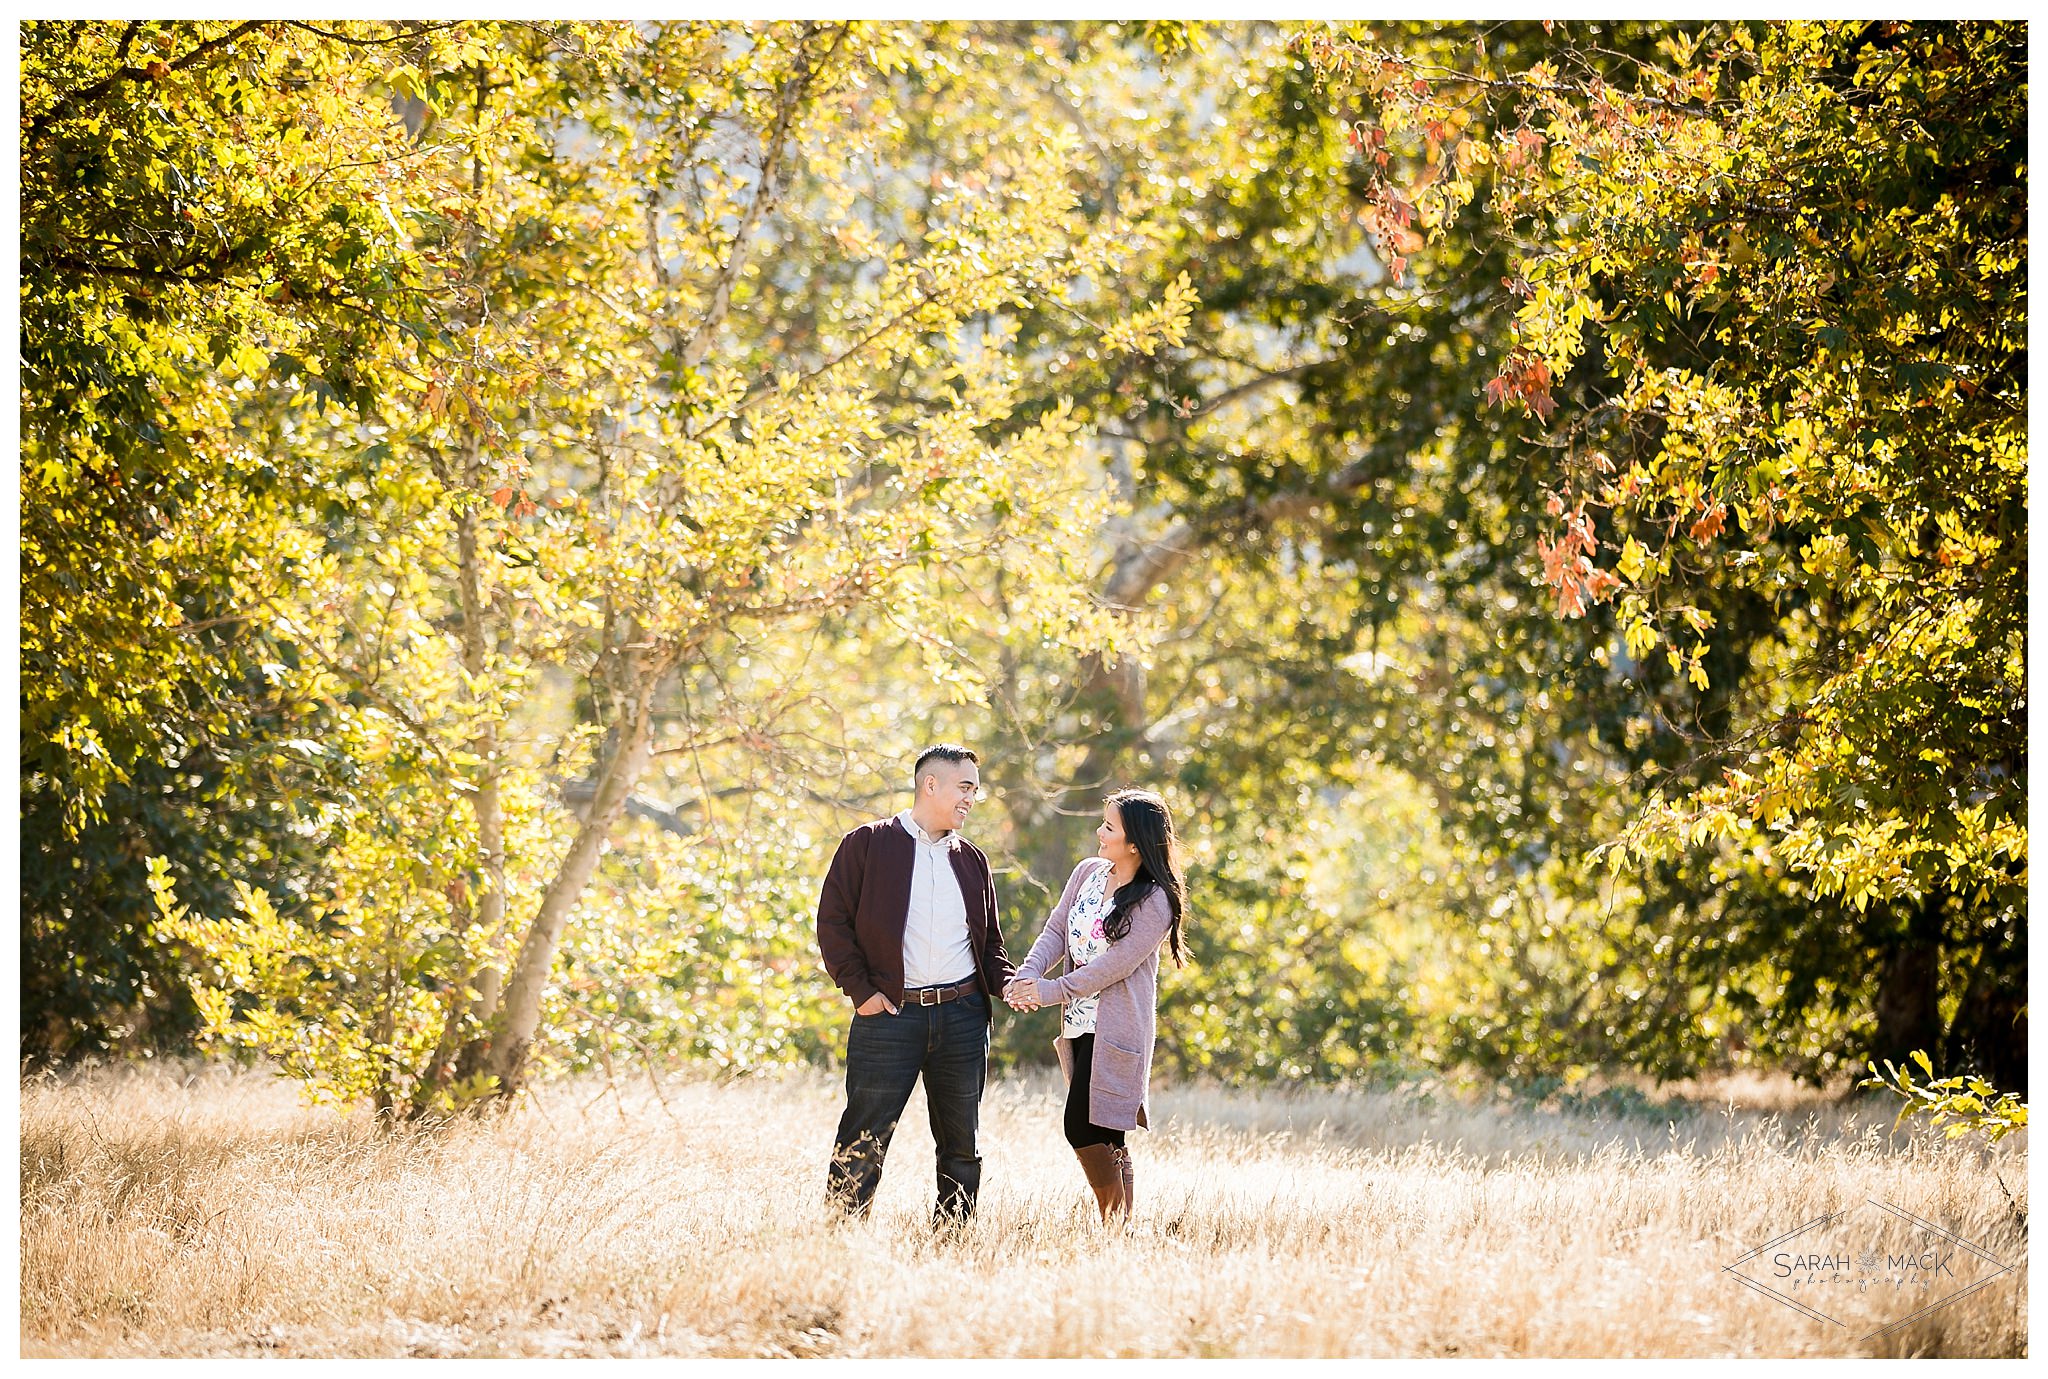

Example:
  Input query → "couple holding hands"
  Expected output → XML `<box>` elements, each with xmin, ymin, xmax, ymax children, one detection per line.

<box><xmin>817</xmin><ymin>743</ymin><xmax>1190</xmax><ymax>1229</ymax></box>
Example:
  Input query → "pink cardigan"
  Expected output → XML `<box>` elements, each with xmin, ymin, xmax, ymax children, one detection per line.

<box><xmin>1015</xmin><ymin>857</ymin><xmax>1175</xmax><ymax>1132</ymax></box>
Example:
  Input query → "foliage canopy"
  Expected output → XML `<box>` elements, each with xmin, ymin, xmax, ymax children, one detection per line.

<box><xmin>20</xmin><ymin>20</ymin><xmax>2027</xmax><ymax>1101</ymax></box>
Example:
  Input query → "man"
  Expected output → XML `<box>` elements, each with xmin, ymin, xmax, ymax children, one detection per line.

<box><xmin>818</xmin><ymin>743</ymin><xmax>1014</xmax><ymax>1224</ymax></box>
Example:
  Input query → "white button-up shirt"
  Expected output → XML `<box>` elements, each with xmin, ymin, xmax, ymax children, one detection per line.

<box><xmin>896</xmin><ymin>809</ymin><xmax>977</xmax><ymax>988</ymax></box>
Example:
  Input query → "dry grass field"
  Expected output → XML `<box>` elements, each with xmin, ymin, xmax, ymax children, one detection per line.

<box><xmin>18</xmin><ymin>1061</ymin><xmax>2027</xmax><ymax>1358</ymax></box>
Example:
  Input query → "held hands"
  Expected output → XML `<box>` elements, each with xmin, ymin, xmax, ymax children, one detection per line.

<box><xmin>1002</xmin><ymin>977</ymin><xmax>1044</xmax><ymax>1012</ymax></box>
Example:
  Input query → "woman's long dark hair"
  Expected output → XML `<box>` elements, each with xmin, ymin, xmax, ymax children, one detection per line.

<box><xmin>1101</xmin><ymin>788</ymin><xmax>1191</xmax><ymax>968</ymax></box>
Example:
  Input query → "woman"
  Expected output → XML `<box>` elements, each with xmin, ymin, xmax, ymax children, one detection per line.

<box><xmin>1004</xmin><ymin>788</ymin><xmax>1190</xmax><ymax>1225</ymax></box>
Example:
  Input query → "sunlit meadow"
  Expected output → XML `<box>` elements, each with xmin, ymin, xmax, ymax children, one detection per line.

<box><xmin>18</xmin><ymin>1062</ymin><xmax>2025</xmax><ymax>1357</ymax></box>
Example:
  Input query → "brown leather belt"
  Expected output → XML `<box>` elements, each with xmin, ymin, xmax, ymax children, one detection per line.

<box><xmin>901</xmin><ymin>979</ymin><xmax>979</xmax><ymax>1006</ymax></box>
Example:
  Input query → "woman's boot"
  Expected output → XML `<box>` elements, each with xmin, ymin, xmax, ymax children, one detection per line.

<box><xmin>1072</xmin><ymin>1143</ymin><xmax>1128</xmax><ymax>1223</ymax></box>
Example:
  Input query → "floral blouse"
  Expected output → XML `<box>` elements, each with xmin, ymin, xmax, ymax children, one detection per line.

<box><xmin>1061</xmin><ymin>863</ymin><xmax>1116</xmax><ymax>1038</ymax></box>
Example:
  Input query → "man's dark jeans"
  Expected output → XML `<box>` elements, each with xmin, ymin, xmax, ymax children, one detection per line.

<box><xmin>827</xmin><ymin>990</ymin><xmax>990</xmax><ymax>1224</ymax></box>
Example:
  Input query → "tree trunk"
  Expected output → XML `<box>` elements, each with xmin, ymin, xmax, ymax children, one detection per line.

<box><xmin>1943</xmin><ymin>911</ymin><xmax>2026</xmax><ymax>1093</ymax></box>
<box><xmin>426</xmin><ymin>81</ymin><xmax>514</xmax><ymax>1109</ymax></box>
<box><xmin>418</xmin><ymin>484</ymin><xmax>508</xmax><ymax>1111</ymax></box>
<box><xmin>1026</xmin><ymin>649</ymin><xmax>1147</xmax><ymax>886</ymax></box>
<box><xmin>1020</xmin><ymin>522</ymin><xmax>1190</xmax><ymax>884</ymax></box>
<box><xmin>472</xmin><ymin>664</ymin><xmax>659</xmax><ymax>1100</ymax></box>
<box><xmin>373</xmin><ymin>935</ymin><xmax>400</xmax><ymax>1119</ymax></box>
<box><xmin>1871</xmin><ymin>888</ymin><xmax>1945</xmax><ymax>1071</ymax></box>
<box><xmin>1023</xmin><ymin>461</ymin><xmax>1380</xmax><ymax>884</ymax></box>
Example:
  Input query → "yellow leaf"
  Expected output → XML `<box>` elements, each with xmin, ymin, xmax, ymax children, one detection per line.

<box><xmin>1617</xmin><ymin>537</ymin><xmax>1646</xmax><ymax>582</ymax></box>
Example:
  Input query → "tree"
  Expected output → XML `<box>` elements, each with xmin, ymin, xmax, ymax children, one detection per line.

<box><xmin>944</xmin><ymin>22</ymin><xmax>1788</xmax><ymax>1079</ymax></box>
<box><xmin>1307</xmin><ymin>19</ymin><xmax>2026</xmax><ymax>1084</ymax></box>
<box><xmin>20</xmin><ymin>20</ymin><xmax>444</xmax><ymax>1056</ymax></box>
<box><xmin>41</xmin><ymin>20</ymin><xmax>2015</xmax><ymax>1099</ymax></box>
<box><xmin>139</xmin><ymin>21</ymin><xmax>1174</xmax><ymax>1110</ymax></box>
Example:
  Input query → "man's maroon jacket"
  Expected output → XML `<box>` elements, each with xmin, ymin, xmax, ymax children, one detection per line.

<box><xmin>816</xmin><ymin>816</ymin><xmax>1015</xmax><ymax>1019</ymax></box>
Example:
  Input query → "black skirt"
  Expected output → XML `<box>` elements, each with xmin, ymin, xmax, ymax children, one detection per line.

<box><xmin>1063</xmin><ymin>1033</ymin><xmax>1127</xmax><ymax>1148</ymax></box>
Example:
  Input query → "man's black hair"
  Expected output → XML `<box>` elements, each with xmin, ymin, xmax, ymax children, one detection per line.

<box><xmin>912</xmin><ymin>742</ymin><xmax>978</xmax><ymax>789</ymax></box>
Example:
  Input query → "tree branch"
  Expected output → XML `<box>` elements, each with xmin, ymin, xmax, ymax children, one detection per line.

<box><xmin>280</xmin><ymin>20</ymin><xmax>467</xmax><ymax>48</ymax></box>
<box><xmin>44</xmin><ymin>246</ymin><xmax>261</xmax><ymax>287</ymax></box>
<box><xmin>674</xmin><ymin>22</ymin><xmax>849</xmax><ymax>370</ymax></box>
<box><xmin>27</xmin><ymin>20</ymin><xmax>271</xmax><ymax>146</ymax></box>
<box><xmin>260</xmin><ymin>599</ymin><xmax>458</xmax><ymax>776</ymax></box>
<box><xmin>1186</xmin><ymin>361</ymin><xmax>1322</xmax><ymax>418</ymax></box>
